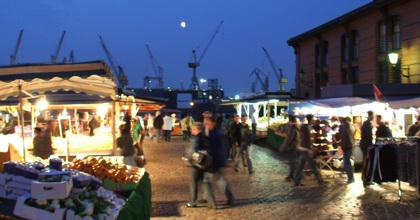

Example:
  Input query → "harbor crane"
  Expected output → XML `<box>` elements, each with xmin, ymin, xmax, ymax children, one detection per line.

<box><xmin>188</xmin><ymin>20</ymin><xmax>224</xmax><ymax>90</ymax></box>
<box><xmin>51</xmin><ymin>31</ymin><xmax>66</xmax><ymax>63</ymax></box>
<box><xmin>98</xmin><ymin>35</ymin><xmax>128</xmax><ymax>88</ymax></box>
<box><xmin>249</xmin><ymin>67</ymin><xmax>269</xmax><ymax>93</ymax></box>
<box><xmin>143</xmin><ymin>44</ymin><xmax>164</xmax><ymax>89</ymax></box>
<box><xmin>262</xmin><ymin>47</ymin><xmax>288</xmax><ymax>91</ymax></box>
<box><xmin>10</xmin><ymin>29</ymin><xmax>24</xmax><ymax>65</ymax></box>
<box><xmin>62</xmin><ymin>50</ymin><xmax>76</xmax><ymax>63</ymax></box>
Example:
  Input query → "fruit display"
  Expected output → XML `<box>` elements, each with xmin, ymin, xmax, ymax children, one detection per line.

<box><xmin>68</xmin><ymin>157</ymin><xmax>142</xmax><ymax>184</ymax></box>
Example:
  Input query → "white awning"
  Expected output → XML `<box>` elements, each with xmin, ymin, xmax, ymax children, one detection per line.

<box><xmin>0</xmin><ymin>61</ymin><xmax>117</xmax><ymax>100</ymax></box>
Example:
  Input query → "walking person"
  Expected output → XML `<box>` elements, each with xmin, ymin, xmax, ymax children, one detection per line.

<box><xmin>340</xmin><ymin>117</ymin><xmax>355</xmax><ymax>183</ymax></box>
<box><xmin>360</xmin><ymin>111</ymin><xmax>374</xmax><ymax>187</ymax></box>
<box><xmin>233</xmin><ymin>115</ymin><xmax>254</xmax><ymax>174</ymax></box>
<box><xmin>280</xmin><ymin>115</ymin><xmax>300</xmax><ymax>180</ymax></box>
<box><xmin>251</xmin><ymin>112</ymin><xmax>258</xmax><ymax>143</ymax></box>
<box><xmin>294</xmin><ymin>114</ymin><xmax>324</xmax><ymax>186</ymax></box>
<box><xmin>132</xmin><ymin>117</ymin><xmax>146</xmax><ymax>161</ymax></box>
<box><xmin>202</xmin><ymin>116</ymin><xmax>235</xmax><ymax>209</ymax></box>
<box><xmin>181</xmin><ymin>113</ymin><xmax>194</xmax><ymax>141</ymax></box>
<box><xmin>231</xmin><ymin>115</ymin><xmax>248</xmax><ymax>166</ymax></box>
<box><xmin>147</xmin><ymin>113</ymin><xmax>154</xmax><ymax>140</ymax></box>
<box><xmin>162</xmin><ymin>113</ymin><xmax>173</xmax><ymax>142</ymax></box>
<box><xmin>184</xmin><ymin>122</ymin><xmax>208</xmax><ymax>208</ymax></box>
<box><xmin>153</xmin><ymin>111</ymin><xmax>163</xmax><ymax>142</ymax></box>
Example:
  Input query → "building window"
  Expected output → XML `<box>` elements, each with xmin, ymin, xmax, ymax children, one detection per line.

<box><xmin>378</xmin><ymin>21</ymin><xmax>387</xmax><ymax>53</ymax></box>
<box><xmin>341</xmin><ymin>68</ymin><xmax>358</xmax><ymax>84</ymax></box>
<box><xmin>322</xmin><ymin>71</ymin><xmax>329</xmax><ymax>86</ymax></box>
<box><xmin>352</xmin><ymin>31</ymin><xmax>359</xmax><ymax>59</ymax></box>
<box><xmin>315</xmin><ymin>44</ymin><xmax>322</xmax><ymax>67</ymax></box>
<box><xmin>315</xmin><ymin>41</ymin><xmax>328</xmax><ymax>67</ymax></box>
<box><xmin>378</xmin><ymin>61</ymin><xmax>388</xmax><ymax>83</ymax></box>
<box><xmin>392</xmin><ymin>15</ymin><xmax>401</xmax><ymax>50</ymax></box>
<box><xmin>351</xmin><ymin>67</ymin><xmax>359</xmax><ymax>83</ymax></box>
<box><xmin>341</xmin><ymin>34</ymin><xmax>350</xmax><ymax>61</ymax></box>
<box><xmin>323</xmin><ymin>42</ymin><xmax>329</xmax><ymax>66</ymax></box>
<box><xmin>341</xmin><ymin>68</ymin><xmax>349</xmax><ymax>84</ymax></box>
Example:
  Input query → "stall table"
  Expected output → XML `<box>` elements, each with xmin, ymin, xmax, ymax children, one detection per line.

<box><xmin>266</xmin><ymin>128</ymin><xmax>285</xmax><ymax>149</ymax></box>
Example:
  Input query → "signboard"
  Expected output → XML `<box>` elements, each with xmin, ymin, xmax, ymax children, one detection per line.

<box><xmin>177</xmin><ymin>93</ymin><xmax>192</xmax><ymax>109</ymax></box>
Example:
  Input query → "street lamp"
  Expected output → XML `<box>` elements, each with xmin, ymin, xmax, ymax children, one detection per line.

<box><xmin>299</xmin><ymin>69</ymin><xmax>313</xmax><ymax>88</ymax></box>
<box><xmin>388</xmin><ymin>52</ymin><xmax>410</xmax><ymax>79</ymax></box>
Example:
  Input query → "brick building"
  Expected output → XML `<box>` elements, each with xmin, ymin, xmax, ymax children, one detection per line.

<box><xmin>288</xmin><ymin>0</ymin><xmax>420</xmax><ymax>99</ymax></box>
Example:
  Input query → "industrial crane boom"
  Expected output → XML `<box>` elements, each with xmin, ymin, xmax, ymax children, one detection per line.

<box><xmin>145</xmin><ymin>44</ymin><xmax>164</xmax><ymax>89</ymax></box>
<box><xmin>98</xmin><ymin>35</ymin><xmax>128</xmax><ymax>88</ymax></box>
<box><xmin>249</xmin><ymin>68</ymin><xmax>269</xmax><ymax>92</ymax></box>
<box><xmin>188</xmin><ymin>20</ymin><xmax>224</xmax><ymax>90</ymax></box>
<box><xmin>261</xmin><ymin>47</ymin><xmax>287</xmax><ymax>91</ymax></box>
<box><xmin>10</xmin><ymin>29</ymin><xmax>24</xmax><ymax>65</ymax></box>
<box><xmin>51</xmin><ymin>31</ymin><xmax>66</xmax><ymax>63</ymax></box>
<box><xmin>197</xmin><ymin>20</ymin><xmax>224</xmax><ymax>63</ymax></box>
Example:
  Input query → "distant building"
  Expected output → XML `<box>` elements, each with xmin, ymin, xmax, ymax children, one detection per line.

<box><xmin>288</xmin><ymin>0</ymin><xmax>420</xmax><ymax>99</ymax></box>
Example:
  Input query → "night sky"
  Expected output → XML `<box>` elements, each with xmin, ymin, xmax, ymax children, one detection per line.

<box><xmin>0</xmin><ymin>0</ymin><xmax>369</xmax><ymax>96</ymax></box>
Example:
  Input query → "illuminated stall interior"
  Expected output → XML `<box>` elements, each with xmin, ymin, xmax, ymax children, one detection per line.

<box><xmin>0</xmin><ymin>61</ymin><xmax>165</xmax><ymax>162</ymax></box>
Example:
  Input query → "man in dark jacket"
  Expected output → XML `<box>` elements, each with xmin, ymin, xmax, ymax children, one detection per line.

<box><xmin>280</xmin><ymin>115</ymin><xmax>300</xmax><ymax>180</ymax></box>
<box><xmin>233</xmin><ymin>115</ymin><xmax>254</xmax><ymax>174</ymax></box>
<box><xmin>375</xmin><ymin>115</ymin><xmax>392</xmax><ymax>140</ymax></box>
<box><xmin>153</xmin><ymin>111</ymin><xmax>164</xmax><ymax>142</ymax></box>
<box><xmin>202</xmin><ymin>116</ymin><xmax>234</xmax><ymax>209</ymax></box>
<box><xmin>360</xmin><ymin>111</ymin><xmax>374</xmax><ymax>186</ymax></box>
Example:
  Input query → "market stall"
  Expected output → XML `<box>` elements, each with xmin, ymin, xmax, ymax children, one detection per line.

<box><xmin>0</xmin><ymin>61</ymin><xmax>165</xmax><ymax>162</ymax></box>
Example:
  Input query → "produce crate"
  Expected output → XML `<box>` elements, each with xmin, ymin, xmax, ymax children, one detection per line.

<box><xmin>103</xmin><ymin>178</ymin><xmax>137</xmax><ymax>191</ymax></box>
<box><xmin>0</xmin><ymin>185</ymin><xmax>30</xmax><ymax>200</ymax></box>
<box><xmin>66</xmin><ymin>208</ymin><xmax>120</xmax><ymax>220</ymax></box>
<box><xmin>13</xmin><ymin>194</ymin><xmax>66</xmax><ymax>220</ymax></box>
<box><xmin>0</xmin><ymin>173</ymin><xmax>32</xmax><ymax>191</ymax></box>
<box><xmin>31</xmin><ymin>178</ymin><xmax>73</xmax><ymax>199</ymax></box>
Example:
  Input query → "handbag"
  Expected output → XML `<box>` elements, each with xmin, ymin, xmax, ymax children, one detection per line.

<box><xmin>191</xmin><ymin>150</ymin><xmax>212</xmax><ymax>170</ymax></box>
<box><xmin>182</xmin><ymin>151</ymin><xmax>212</xmax><ymax>170</ymax></box>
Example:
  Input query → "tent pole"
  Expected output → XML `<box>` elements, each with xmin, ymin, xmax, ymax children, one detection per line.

<box><xmin>18</xmin><ymin>84</ymin><xmax>26</xmax><ymax>161</ymax></box>
<box><xmin>112</xmin><ymin>101</ymin><xmax>116</xmax><ymax>155</ymax></box>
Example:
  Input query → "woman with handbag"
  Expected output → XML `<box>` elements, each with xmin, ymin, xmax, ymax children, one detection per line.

<box><xmin>184</xmin><ymin>122</ymin><xmax>209</xmax><ymax>208</ymax></box>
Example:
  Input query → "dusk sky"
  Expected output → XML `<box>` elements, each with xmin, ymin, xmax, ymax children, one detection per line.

<box><xmin>0</xmin><ymin>0</ymin><xmax>370</xmax><ymax>96</ymax></box>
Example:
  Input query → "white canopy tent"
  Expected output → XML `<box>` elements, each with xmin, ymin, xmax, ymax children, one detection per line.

<box><xmin>0</xmin><ymin>61</ymin><xmax>117</xmax><ymax>161</ymax></box>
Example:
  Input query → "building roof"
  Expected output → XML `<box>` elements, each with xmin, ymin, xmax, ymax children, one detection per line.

<box><xmin>287</xmin><ymin>0</ymin><xmax>394</xmax><ymax>46</ymax></box>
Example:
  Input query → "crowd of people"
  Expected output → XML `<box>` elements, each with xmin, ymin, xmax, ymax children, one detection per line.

<box><xmin>280</xmin><ymin>111</ymin><xmax>420</xmax><ymax>187</ymax></box>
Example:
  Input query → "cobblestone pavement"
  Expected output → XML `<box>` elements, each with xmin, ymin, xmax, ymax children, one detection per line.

<box><xmin>143</xmin><ymin>136</ymin><xmax>420</xmax><ymax>220</ymax></box>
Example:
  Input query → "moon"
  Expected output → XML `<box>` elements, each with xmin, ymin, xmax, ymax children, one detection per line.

<box><xmin>180</xmin><ymin>21</ymin><xmax>186</xmax><ymax>28</ymax></box>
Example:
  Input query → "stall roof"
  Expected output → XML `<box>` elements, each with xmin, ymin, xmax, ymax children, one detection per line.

<box><xmin>387</xmin><ymin>97</ymin><xmax>420</xmax><ymax>109</ymax></box>
<box><xmin>221</xmin><ymin>92</ymin><xmax>302</xmax><ymax>105</ymax></box>
<box><xmin>0</xmin><ymin>61</ymin><xmax>117</xmax><ymax>100</ymax></box>
<box><xmin>308</xmin><ymin>97</ymin><xmax>372</xmax><ymax>108</ymax></box>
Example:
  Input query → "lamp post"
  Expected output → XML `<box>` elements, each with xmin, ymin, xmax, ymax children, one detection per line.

<box><xmin>388</xmin><ymin>52</ymin><xmax>410</xmax><ymax>80</ymax></box>
<box><xmin>299</xmin><ymin>69</ymin><xmax>313</xmax><ymax>88</ymax></box>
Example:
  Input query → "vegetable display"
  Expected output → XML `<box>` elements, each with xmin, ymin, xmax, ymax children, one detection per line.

<box><xmin>68</xmin><ymin>157</ymin><xmax>142</xmax><ymax>184</ymax></box>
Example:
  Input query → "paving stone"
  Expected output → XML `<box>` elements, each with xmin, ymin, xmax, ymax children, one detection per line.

<box><xmin>145</xmin><ymin>136</ymin><xmax>420</xmax><ymax>219</ymax></box>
